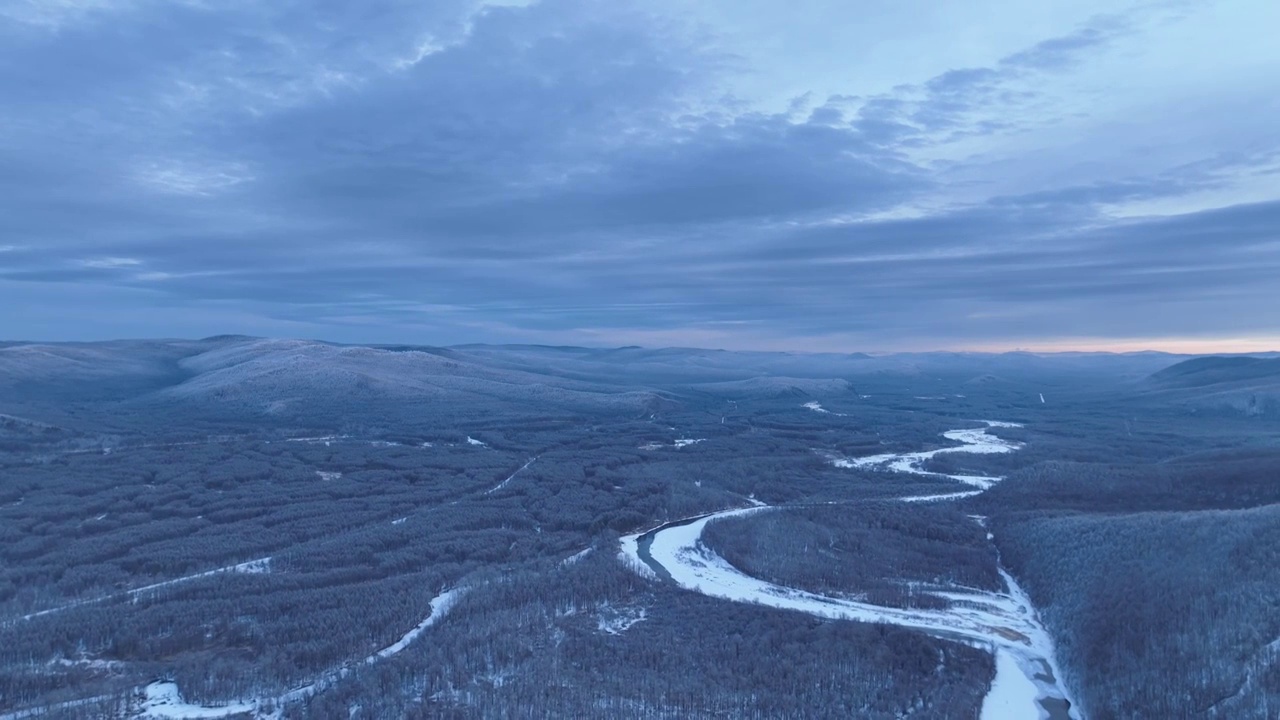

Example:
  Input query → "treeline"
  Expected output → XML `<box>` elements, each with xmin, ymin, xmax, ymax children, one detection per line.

<box><xmin>703</xmin><ymin>502</ymin><xmax>1001</xmax><ymax>609</ymax></box>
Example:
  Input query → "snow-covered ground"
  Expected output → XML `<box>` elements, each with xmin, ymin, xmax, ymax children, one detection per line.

<box><xmin>802</xmin><ymin>401</ymin><xmax>847</xmax><ymax>416</ymax></box>
<box><xmin>136</xmin><ymin>683</ymin><xmax>254</xmax><ymax>719</ymax></box>
<box><xmin>621</xmin><ymin>419</ymin><xmax>1081</xmax><ymax>719</ymax></box>
<box><xmin>596</xmin><ymin>604</ymin><xmax>647</xmax><ymax>635</ymax></box>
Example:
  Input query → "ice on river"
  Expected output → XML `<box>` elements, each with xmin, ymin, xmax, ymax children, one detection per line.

<box><xmin>981</xmin><ymin>649</ymin><xmax>1041</xmax><ymax>720</ymax></box>
<box><xmin>832</xmin><ymin>420</ymin><xmax>1021</xmax><ymax>488</ymax></box>
<box><xmin>635</xmin><ymin>509</ymin><xmax>1041</xmax><ymax>651</ymax></box>
<box><xmin>623</xmin><ymin>418</ymin><xmax>1080</xmax><ymax>719</ymax></box>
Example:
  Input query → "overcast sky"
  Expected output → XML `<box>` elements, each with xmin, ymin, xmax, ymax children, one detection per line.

<box><xmin>2</xmin><ymin>0</ymin><xmax>1277</xmax><ymax>351</ymax></box>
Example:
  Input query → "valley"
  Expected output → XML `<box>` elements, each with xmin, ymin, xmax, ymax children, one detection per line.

<box><xmin>1</xmin><ymin>338</ymin><xmax>1277</xmax><ymax>719</ymax></box>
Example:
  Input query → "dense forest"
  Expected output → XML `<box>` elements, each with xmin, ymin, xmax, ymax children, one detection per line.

<box><xmin>702</xmin><ymin>502</ymin><xmax>1001</xmax><ymax>609</ymax></box>
<box><xmin>994</xmin><ymin>507</ymin><xmax>1280</xmax><ymax>720</ymax></box>
<box><xmin>963</xmin><ymin>448</ymin><xmax>1280</xmax><ymax>720</ymax></box>
<box><xmin>289</xmin><ymin>554</ymin><xmax>992</xmax><ymax>719</ymax></box>
<box><xmin>1</xmin><ymin>338</ymin><xmax>1277</xmax><ymax>718</ymax></box>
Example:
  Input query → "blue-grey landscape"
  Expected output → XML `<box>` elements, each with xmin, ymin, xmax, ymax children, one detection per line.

<box><xmin>1</xmin><ymin>2</ymin><xmax>1278</xmax><ymax>719</ymax></box>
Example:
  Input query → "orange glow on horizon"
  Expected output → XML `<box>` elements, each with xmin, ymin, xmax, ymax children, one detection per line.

<box><xmin>952</xmin><ymin>336</ymin><xmax>1280</xmax><ymax>355</ymax></box>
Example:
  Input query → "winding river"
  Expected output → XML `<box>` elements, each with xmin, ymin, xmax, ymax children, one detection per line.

<box><xmin>620</xmin><ymin>419</ymin><xmax>1082</xmax><ymax>720</ymax></box>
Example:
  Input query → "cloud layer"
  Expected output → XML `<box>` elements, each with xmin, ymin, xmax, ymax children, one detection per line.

<box><xmin>1</xmin><ymin>0</ymin><xmax>1277</xmax><ymax>350</ymax></box>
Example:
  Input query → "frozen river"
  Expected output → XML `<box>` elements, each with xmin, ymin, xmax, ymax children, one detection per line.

<box><xmin>621</xmin><ymin>419</ymin><xmax>1081</xmax><ymax>720</ymax></box>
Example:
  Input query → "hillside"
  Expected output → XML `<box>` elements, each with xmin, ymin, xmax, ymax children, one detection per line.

<box><xmin>1143</xmin><ymin>356</ymin><xmax>1280</xmax><ymax>416</ymax></box>
<box><xmin>1148</xmin><ymin>356</ymin><xmax>1280</xmax><ymax>389</ymax></box>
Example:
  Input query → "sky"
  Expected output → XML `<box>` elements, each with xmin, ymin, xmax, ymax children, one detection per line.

<box><xmin>1</xmin><ymin>0</ymin><xmax>1278</xmax><ymax>352</ymax></box>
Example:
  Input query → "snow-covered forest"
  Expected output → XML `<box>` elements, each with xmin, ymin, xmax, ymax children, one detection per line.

<box><xmin>1</xmin><ymin>338</ymin><xmax>1277</xmax><ymax>719</ymax></box>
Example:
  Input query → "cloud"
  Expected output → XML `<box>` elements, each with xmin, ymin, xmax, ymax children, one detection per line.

<box><xmin>133</xmin><ymin>159</ymin><xmax>255</xmax><ymax>196</ymax></box>
<box><xmin>0</xmin><ymin>0</ymin><xmax>1276</xmax><ymax>349</ymax></box>
<box><xmin>78</xmin><ymin>257</ymin><xmax>143</xmax><ymax>269</ymax></box>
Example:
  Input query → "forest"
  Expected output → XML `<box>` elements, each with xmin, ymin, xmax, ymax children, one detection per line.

<box><xmin>702</xmin><ymin>502</ymin><xmax>1001</xmax><ymax>609</ymax></box>
<box><xmin>1</xmin><ymin>338</ymin><xmax>1277</xmax><ymax>718</ymax></box>
<box><xmin>969</xmin><ymin>449</ymin><xmax>1280</xmax><ymax>720</ymax></box>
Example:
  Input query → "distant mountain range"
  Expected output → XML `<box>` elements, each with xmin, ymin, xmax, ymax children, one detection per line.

<box><xmin>1</xmin><ymin>337</ymin><xmax>1276</xmax><ymax>432</ymax></box>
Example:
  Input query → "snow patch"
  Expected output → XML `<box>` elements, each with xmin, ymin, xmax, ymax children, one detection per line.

<box><xmin>136</xmin><ymin>682</ymin><xmax>254</xmax><ymax>719</ymax></box>
<box><xmin>596</xmin><ymin>604</ymin><xmax>647</xmax><ymax>635</ymax></box>
<box><xmin>803</xmin><ymin>401</ymin><xmax>847</xmax><ymax>416</ymax></box>
<box><xmin>639</xmin><ymin>438</ymin><xmax>706</xmax><ymax>450</ymax></box>
<box><xmin>315</xmin><ymin>471</ymin><xmax>342</xmax><ymax>481</ymax></box>
<box><xmin>562</xmin><ymin>548</ymin><xmax>592</xmax><ymax>566</ymax></box>
<box><xmin>49</xmin><ymin>657</ymin><xmax>123</xmax><ymax>672</ymax></box>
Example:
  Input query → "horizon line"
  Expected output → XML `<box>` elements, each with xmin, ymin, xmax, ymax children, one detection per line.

<box><xmin>3</xmin><ymin>334</ymin><xmax>1279</xmax><ymax>357</ymax></box>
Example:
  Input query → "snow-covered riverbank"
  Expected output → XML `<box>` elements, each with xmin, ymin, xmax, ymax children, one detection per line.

<box><xmin>831</xmin><ymin>420</ymin><xmax>1022</xmax><ymax>489</ymax></box>
<box><xmin>621</xmin><ymin>418</ymin><xmax>1081</xmax><ymax>720</ymax></box>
